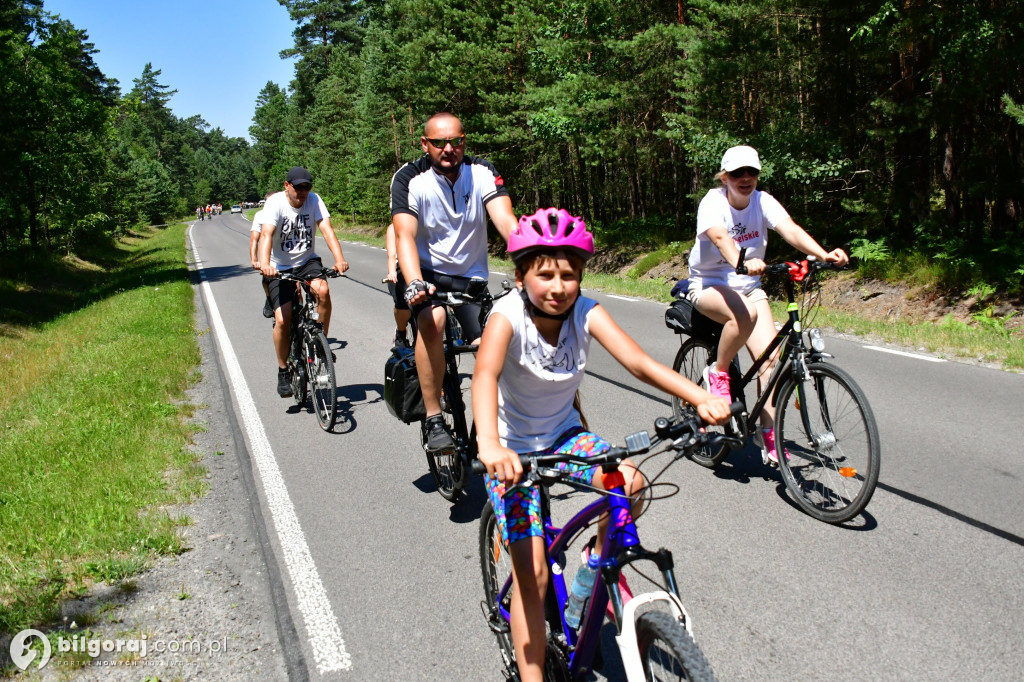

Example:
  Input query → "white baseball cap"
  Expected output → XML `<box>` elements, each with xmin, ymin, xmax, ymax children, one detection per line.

<box><xmin>720</xmin><ymin>145</ymin><xmax>761</xmax><ymax>172</ymax></box>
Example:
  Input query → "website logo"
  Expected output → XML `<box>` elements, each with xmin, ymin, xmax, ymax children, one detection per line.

<box><xmin>10</xmin><ymin>629</ymin><xmax>52</xmax><ymax>671</ymax></box>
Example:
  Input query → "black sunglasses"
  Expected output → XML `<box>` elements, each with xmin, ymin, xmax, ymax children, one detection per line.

<box><xmin>425</xmin><ymin>136</ymin><xmax>465</xmax><ymax>149</ymax></box>
<box><xmin>727</xmin><ymin>167</ymin><xmax>760</xmax><ymax>179</ymax></box>
<box><xmin>290</xmin><ymin>183</ymin><xmax>312</xmax><ymax>191</ymax></box>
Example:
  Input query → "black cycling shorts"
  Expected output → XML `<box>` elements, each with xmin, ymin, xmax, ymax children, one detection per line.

<box><xmin>401</xmin><ymin>269</ymin><xmax>486</xmax><ymax>343</ymax></box>
<box><xmin>264</xmin><ymin>258</ymin><xmax>326</xmax><ymax>311</ymax></box>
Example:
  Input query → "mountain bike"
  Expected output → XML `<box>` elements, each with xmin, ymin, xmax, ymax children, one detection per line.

<box><xmin>273</xmin><ymin>269</ymin><xmax>342</xmax><ymax>431</ymax></box>
<box><xmin>665</xmin><ymin>250</ymin><xmax>880</xmax><ymax>524</ymax></box>
<box><xmin>473</xmin><ymin>406</ymin><xmax>744</xmax><ymax>681</ymax></box>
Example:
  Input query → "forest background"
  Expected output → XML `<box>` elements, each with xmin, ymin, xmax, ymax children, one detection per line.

<box><xmin>3</xmin><ymin>0</ymin><xmax>1023</xmax><ymax>298</ymax></box>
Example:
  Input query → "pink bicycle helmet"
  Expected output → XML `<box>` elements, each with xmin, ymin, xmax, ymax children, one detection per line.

<box><xmin>508</xmin><ymin>208</ymin><xmax>594</xmax><ymax>261</ymax></box>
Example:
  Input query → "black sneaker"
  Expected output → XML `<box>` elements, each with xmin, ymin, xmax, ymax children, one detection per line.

<box><xmin>277</xmin><ymin>368</ymin><xmax>292</xmax><ymax>397</ymax></box>
<box><xmin>263</xmin><ymin>296</ymin><xmax>274</xmax><ymax>319</ymax></box>
<box><xmin>422</xmin><ymin>415</ymin><xmax>454</xmax><ymax>453</ymax></box>
<box><xmin>394</xmin><ymin>329</ymin><xmax>410</xmax><ymax>349</ymax></box>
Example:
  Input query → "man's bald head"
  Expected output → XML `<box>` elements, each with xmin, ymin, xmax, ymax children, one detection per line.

<box><xmin>424</xmin><ymin>112</ymin><xmax>463</xmax><ymax>137</ymax></box>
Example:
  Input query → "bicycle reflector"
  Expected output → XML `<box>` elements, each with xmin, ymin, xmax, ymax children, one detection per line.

<box><xmin>839</xmin><ymin>467</ymin><xmax>858</xmax><ymax>478</ymax></box>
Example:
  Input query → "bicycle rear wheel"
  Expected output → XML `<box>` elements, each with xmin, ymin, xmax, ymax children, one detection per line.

<box><xmin>636</xmin><ymin>611</ymin><xmax>716</xmax><ymax>681</ymax></box>
<box><xmin>479</xmin><ymin>503</ymin><xmax>571</xmax><ymax>682</ymax></box>
<box><xmin>426</xmin><ymin>372</ymin><xmax>468</xmax><ymax>501</ymax></box>
<box><xmin>305</xmin><ymin>329</ymin><xmax>337</xmax><ymax>431</ymax></box>
<box><xmin>775</xmin><ymin>362</ymin><xmax>881</xmax><ymax>524</ymax></box>
<box><xmin>479</xmin><ymin>502</ymin><xmax>517</xmax><ymax>675</ymax></box>
<box><xmin>671</xmin><ymin>338</ymin><xmax>729</xmax><ymax>468</ymax></box>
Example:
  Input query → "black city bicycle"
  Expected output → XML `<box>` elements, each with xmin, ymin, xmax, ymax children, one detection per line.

<box><xmin>273</xmin><ymin>269</ymin><xmax>342</xmax><ymax>431</ymax></box>
<box><xmin>665</xmin><ymin>251</ymin><xmax>881</xmax><ymax>523</ymax></box>
<box><xmin>385</xmin><ymin>277</ymin><xmax>513</xmax><ymax>501</ymax></box>
<box><xmin>421</xmin><ymin>281</ymin><xmax>514</xmax><ymax>501</ymax></box>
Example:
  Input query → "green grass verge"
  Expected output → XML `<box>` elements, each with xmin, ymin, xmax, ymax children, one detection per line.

<box><xmin>336</xmin><ymin>227</ymin><xmax>1024</xmax><ymax>370</ymax></box>
<box><xmin>0</xmin><ymin>224</ymin><xmax>204</xmax><ymax>635</ymax></box>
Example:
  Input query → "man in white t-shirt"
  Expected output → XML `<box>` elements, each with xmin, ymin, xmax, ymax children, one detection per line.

<box><xmin>259</xmin><ymin>167</ymin><xmax>349</xmax><ymax>397</ymax></box>
<box><xmin>390</xmin><ymin>112</ymin><xmax>518</xmax><ymax>453</ymax></box>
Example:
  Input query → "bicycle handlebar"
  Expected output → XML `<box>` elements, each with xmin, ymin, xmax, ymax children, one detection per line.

<box><xmin>735</xmin><ymin>248</ymin><xmax>850</xmax><ymax>282</ymax></box>
<box><xmin>272</xmin><ymin>268</ymin><xmax>344</xmax><ymax>283</ymax></box>
<box><xmin>381</xmin><ymin>277</ymin><xmax>516</xmax><ymax>307</ymax></box>
<box><xmin>470</xmin><ymin>403</ymin><xmax>746</xmax><ymax>476</ymax></box>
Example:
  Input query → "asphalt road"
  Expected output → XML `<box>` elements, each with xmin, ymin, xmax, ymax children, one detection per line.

<box><xmin>188</xmin><ymin>212</ymin><xmax>1024</xmax><ymax>681</ymax></box>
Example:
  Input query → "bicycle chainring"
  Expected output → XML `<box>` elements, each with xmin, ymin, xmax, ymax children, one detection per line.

<box><xmin>544</xmin><ymin>637</ymin><xmax>571</xmax><ymax>682</ymax></box>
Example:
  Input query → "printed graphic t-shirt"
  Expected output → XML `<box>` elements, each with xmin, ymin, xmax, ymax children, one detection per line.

<box><xmin>688</xmin><ymin>188</ymin><xmax>790</xmax><ymax>290</ymax></box>
<box><xmin>262</xmin><ymin>192</ymin><xmax>330</xmax><ymax>270</ymax></box>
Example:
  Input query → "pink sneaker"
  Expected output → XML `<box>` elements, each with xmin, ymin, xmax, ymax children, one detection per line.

<box><xmin>761</xmin><ymin>428</ymin><xmax>790</xmax><ymax>465</ymax></box>
<box><xmin>702</xmin><ymin>364</ymin><xmax>732</xmax><ymax>403</ymax></box>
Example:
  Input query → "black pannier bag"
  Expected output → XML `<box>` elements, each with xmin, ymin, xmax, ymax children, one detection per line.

<box><xmin>384</xmin><ymin>345</ymin><xmax>426</xmax><ymax>423</ymax></box>
<box><xmin>664</xmin><ymin>297</ymin><xmax>724</xmax><ymax>341</ymax></box>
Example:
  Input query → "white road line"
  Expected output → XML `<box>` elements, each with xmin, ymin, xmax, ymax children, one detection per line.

<box><xmin>607</xmin><ymin>294</ymin><xmax>641</xmax><ymax>302</ymax></box>
<box><xmin>864</xmin><ymin>345</ymin><xmax>946</xmax><ymax>363</ymax></box>
<box><xmin>189</xmin><ymin>227</ymin><xmax>352</xmax><ymax>673</ymax></box>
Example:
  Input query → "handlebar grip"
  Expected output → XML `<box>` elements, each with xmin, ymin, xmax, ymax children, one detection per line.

<box><xmin>735</xmin><ymin>247</ymin><xmax>748</xmax><ymax>275</ymax></box>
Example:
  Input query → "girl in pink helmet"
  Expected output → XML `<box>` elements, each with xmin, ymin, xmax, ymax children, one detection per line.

<box><xmin>472</xmin><ymin>207</ymin><xmax>731</xmax><ymax>682</ymax></box>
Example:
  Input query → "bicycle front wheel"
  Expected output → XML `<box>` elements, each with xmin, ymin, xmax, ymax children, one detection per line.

<box><xmin>775</xmin><ymin>362</ymin><xmax>881</xmax><ymax>524</ymax></box>
<box><xmin>479</xmin><ymin>502</ymin><xmax>517</xmax><ymax>675</ymax></box>
<box><xmin>426</xmin><ymin>372</ymin><xmax>468</xmax><ymax>501</ymax></box>
<box><xmin>636</xmin><ymin>611</ymin><xmax>716</xmax><ymax>681</ymax></box>
<box><xmin>305</xmin><ymin>330</ymin><xmax>337</xmax><ymax>431</ymax></box>
<box><xmin>671</xmin><ymin>338</ymin><xmax>729</xmax><ymax>468</ymax></box>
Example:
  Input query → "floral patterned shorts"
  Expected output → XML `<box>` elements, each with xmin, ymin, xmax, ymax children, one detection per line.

<box><xmin>484</xmin><ymin>428</ymin><xmax>610</xmax><ymax>546</ymax></box>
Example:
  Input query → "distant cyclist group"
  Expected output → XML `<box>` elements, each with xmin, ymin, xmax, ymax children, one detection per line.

<box><xmin>232</xmin><ymin>112</ymin><xmax>871</xmax><ymax>681</ymax></box>
<box><xmin>196</xmin><ymin>203</ymin><xmax>222</xmax><ymax>220</ymax></box>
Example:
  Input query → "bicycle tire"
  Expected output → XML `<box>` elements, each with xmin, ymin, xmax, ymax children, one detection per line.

<box><xmin>479</xmin><ymin>503</ymin><xmax>572</xmax><ymax>682</ymax></box>
<box><xmin>306</xmin><ymin>329</ymin><xmax>337</xmax><ymax>431</ymax></box>
<box><xmin>636</xmin><ymin>611</ymin><xmax>716</xmax><ymax>682</ymax></box>
<box><xmin>479</xmin><ymin>502</ymin><xmax>517</xmax><ymax>676</ymax></box>
<box><xmin>671</xmin><ymin>338</ymin><xmax>729</xmax><ymax>468</ymax></box>
<box><xmin>426</xmin><ymin>372</ymin><xmax>468</xmax><ymax>500</ymax></box>
<box><xmin>775</xmin><ymin>362</ymin><xmax>881</xmax><ymax>524</ymax></box>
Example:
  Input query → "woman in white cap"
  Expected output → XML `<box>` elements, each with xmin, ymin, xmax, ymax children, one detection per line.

<box><xmin>686</xmin><ymin>145</ymin><xmax>848</xmax><ymax>463</ymax></box>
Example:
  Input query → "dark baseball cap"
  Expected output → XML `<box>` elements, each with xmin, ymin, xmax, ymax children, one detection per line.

<box><xmin>286</xmin><ymin>167</ymin><xmax>313</xmax><ymax>186</ymax></box>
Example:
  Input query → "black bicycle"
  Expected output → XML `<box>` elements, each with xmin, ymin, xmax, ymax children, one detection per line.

<box><xmin>665</xmin><ymin>251</ymin><xmax>881</xmax><ymax>524</ymax></box>
<box><xmin>388</xmin><ymin>278</ymin><xmax>513</xmax><ymax>501</ymax></box>
<box><xmin>274</xmin><ymin>269</ymin><xmax>342</xmax><ymax>431</ymax></box>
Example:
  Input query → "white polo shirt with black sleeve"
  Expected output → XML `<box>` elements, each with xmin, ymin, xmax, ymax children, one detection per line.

<box><xmin>389</xmin><ymin>155</ymin><xmax>509</xmax><ymax>280</ymax></box>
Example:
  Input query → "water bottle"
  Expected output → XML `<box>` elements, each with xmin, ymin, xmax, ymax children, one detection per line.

<box><xmin>564</xmin><ymin>552</ymin><xmax>601</xmax><ymax>630</ymax></box>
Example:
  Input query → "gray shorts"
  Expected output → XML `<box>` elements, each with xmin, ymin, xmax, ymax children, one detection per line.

<box><xmin>686</xmin><ymin>284</ymin><xmax>768</xmax><ymax>306</ymax></box>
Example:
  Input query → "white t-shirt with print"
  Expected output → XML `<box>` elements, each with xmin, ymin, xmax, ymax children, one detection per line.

<box><xmin>261</xmin><ymin>192</ymin><xmax>331</xmax><ymax>269</ymax></box>
<box><xmin>688</xmin><ymin>188</ymin><xmax>790</xmax><ymax>290</ymax></box>
<box><xmin>490</xmin><ymin>291</ymin><xmax>599</xmax><ymax>453</ymax></box>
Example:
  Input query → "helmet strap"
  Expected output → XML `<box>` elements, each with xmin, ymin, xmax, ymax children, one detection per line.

<box><xmin>519</xmin><ymin>289</ymin><xmax>573</xmax><ymax>321</ymax></box>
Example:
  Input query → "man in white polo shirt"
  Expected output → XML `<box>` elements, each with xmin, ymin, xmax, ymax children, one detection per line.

<box><xmin>390</xmin><ymin>112</ymin><xmax>518</xmax><ymax>453</ymax></box>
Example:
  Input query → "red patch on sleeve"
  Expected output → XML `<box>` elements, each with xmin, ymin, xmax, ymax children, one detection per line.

<box><xmin>495</xmin><ymin>176</ymin><xmax>504</xmax><ymax>186</ymax></box>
